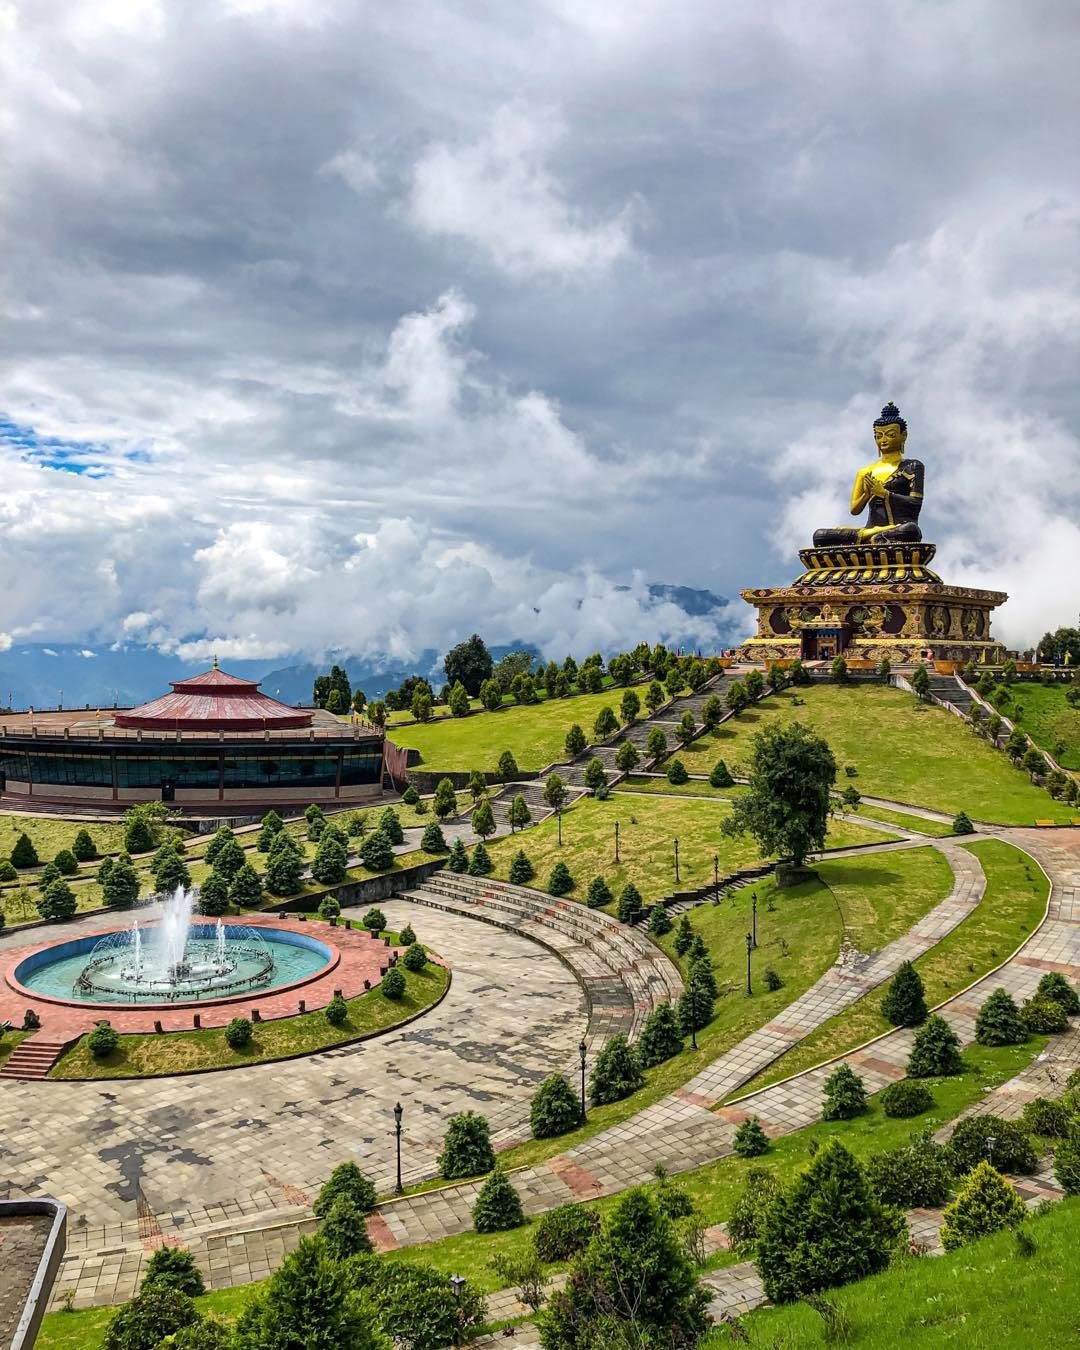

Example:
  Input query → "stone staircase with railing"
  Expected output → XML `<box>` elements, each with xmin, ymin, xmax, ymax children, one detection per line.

<box><xmin>628</xmin><ymin>863</ymin><xmax>774</xmax><ymax>924</ymax></box>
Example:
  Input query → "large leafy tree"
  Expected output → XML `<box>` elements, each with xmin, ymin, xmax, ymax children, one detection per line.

<box><xmin>721</xmin><ymin>722</ymin><xmax>836</xmax><ymax>874</ymax></box>
<box><xmin>443</xmin><ymin>633</ymin><xmax>494</xmax><ymax>696</ymax></box>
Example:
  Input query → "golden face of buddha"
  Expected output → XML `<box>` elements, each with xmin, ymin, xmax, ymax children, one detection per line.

<box><xmin>873</xmin><ymin>423</ymin><xmax>907</xmax><ymax>459</ymax></box>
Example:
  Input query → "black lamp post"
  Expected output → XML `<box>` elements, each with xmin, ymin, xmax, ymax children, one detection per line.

<box><xmin>713</xmin><ymin>854</ymin><xmax>719</xmax><ymax>904</ymax></box>
<box><xmin>557</xmin><ymin>805</ymin><xmax>563</xmax><ymax>847</ymax></box>
<box><xmin>674</xmin><ymin>836</ymin><xmax>680</xmax><ymax>884</ymax></box>
<box><xmin>614</xmin><ymin>820</ymin><xmax>620</xmax><ymax>863</ymax></box>
<box><xmin>689</xmin><ymin>991</ymin><xmax>698</xmax><ymax>1050</ymax></box>
<box><xmin>578</xmin><ymin>1038</ymin><xmax>588</xmax><ymax>1123</ymax></box>
<box><xmin>393</xmin><ymin>1101</ymin><xmax>404</xmax><ymax>1195</ymax></box>
<box><xmin>745</xmin><ymin>931</ymin><xmax>753</xmax><ymax>996</ymax></box>
<box><xmin>986</xmin><ymin>1134</ymin><xmax>997</xmax><ymax>1167</ymax></box>
<box><xmin>449</xmin><ymin>1274</ymin><xmax>466</xmax><ymax>1345</ymax></box>
<box><xmin>751</xmin><ymin>891</ymin><xmax>758</xmax><ymax>948</ymax></box>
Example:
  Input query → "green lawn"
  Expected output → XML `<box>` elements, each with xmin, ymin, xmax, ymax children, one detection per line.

<box><xmin>613</xmin><ymin>776</ymin><xmax>745</xmax><ymax>801</ymax></box>
<box><xmin>1005</xmin><ymin>681</ymin><xmax>1080</xmax><ymax>771</ymax></box>
<box><xmin>488</xmin><ymin>847</ymin><xmax>949</xmax><ymax>1175</ymax></box>
<box><xmin>33</xmin><ymin>1038</ymin><xmax>1043</xmax><ymax>1348</ymax></box>
<box><xmin>386</xmin><ymin>690</ymin><xmax>662</xmax><ymax>773</ymax></box>
<box><xmin>0</xmin><ymin>1030</ymin><xmax>27</xmax><ymax>1067</ymax></box>
<box><xmin>848</xmin><ymin>802</ymin><xmax>956</xmax><ymax>837</ymax></box>
<box><xmin>52</xmin><ymin>963</ymin><xmax>449</xmax><ymax>1078</ymax></box>
<box><xmin>735</xmin><ymin>838</ymin><xmax>1049</xmax><ymax>1095</ymax></box>
<box><xmin>673</xmin><ymin>684</ymin><xmax>1073</xmax><ymax>824</ymax></box>
<box><xmin>0</xmin><ymin>813</ymin><xmax>128</xmax><ymax>867</ymax></box>
<box><xmin>709</xmin><ymin>1191</ymin><xmax>1079</xmax><ymax>1348</ymax></box>
<box><xmin>483</xmin><ymin>793</ymin><xmax>893</xmax><ymax>906</ymax></box>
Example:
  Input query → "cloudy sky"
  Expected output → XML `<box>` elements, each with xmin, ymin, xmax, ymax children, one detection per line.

<box><xmin>2</xmin><ymin>0</ymin><xmax>1078</xmax><ymax>668</ymax></box>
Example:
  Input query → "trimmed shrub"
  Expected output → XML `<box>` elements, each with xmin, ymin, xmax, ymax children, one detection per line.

<box><xmin>939</xmin><ymin>1161</ymin><xmax>1026</xmax><ymax>1250</ymax></box>
<box><xmin>508</xmin><ymin>849</ymin><xmax>535</xmax><ymax>884</ymax></box>
<box><xmin>952</xmin><ymin>810</ymin><xmax>975</xmax><ymax>835</ymax></box>
<box><xmin>72</xmin><ymin>828</ymin><xmax>98</xmax><ymax>862</ymax></box>
<box><xmin>1035</xmin><ymin>971</ymin><xmax>1079</xmax><ymax>1015</ymax></box>
<box><xmin>821</xmin><ymin>1063</ymin><xmax>867</xmax><ymax>1121</ymax></box>
<box><xmin>324</xmin><ymin>993</ymin><xmax>348</xmax><ymax>1027</ymax></box>
<box><xmin>53</xmin><ymin>848</ymin><xmax>79</xmax><ymax>876</ymax></box>
<box><xmin>358</xmin><ymin>829</ymin><xmax>394</xmax><ymax>872</ymax></box>
<box><xmin>879</xmin><ymin>1079</ymin><xmax>934</xmax><ymax>1118</ymax></box>
<box><xmin>39</xmin><ymin>862</ymin><xmax>61</xmax><ymax>887</ymax></box>
<box><xmin>264</xmin><ymin>846</ymin><xmax>303</xmax><ymax>897</ymax></box>
<box><xmin>756</xmin><ymin>1141</ymin><xmax>902</xmax><ymax>1303</ymax></box>
<box><xmin>142</xmin><ymin>1245</ymin><xmax>205</xmax><ymax>1297</ymax></box>
<box><xmin>975</xmin><ymin>987</ymin><xmax>1027</xmax><ymax>1046</ymax></box>
<box><xmin>763</xmin><ymin>968</ymin><xmax>784</xmax><ymax>992</ymax></box>
<box><xmin>533</xmin><ymin>1203</ymin><xmax>600</xmax><ymax>1262</ymax></box>
<box><xmin>588</xmin><ymin>1033</ymin><xmax>644</xmax><ymax>1105</ymax></box>
<box><xmin>433</xmin><ymin>778</ymin><xmax>459</xmax><ymax>820</ymax></box>
<box><xmin>124</xmin><ymin>816</ymin><xmax>156</xmax><ymax>855</ymax></box>
<box><xmin>1054</xmin><ymin>1121</ymin><xmax>1080</xmax><ymax>1195</ymax></box>
<box><xmin>317</xmin><ymin>896</ymin><xmax>341</xmax><ymax>919</ymax></box>
<box><xmin>647</xmin><ymin>904</ymin><xmax>673</xmax><ymax>937</ymax></box>
<box><xmin>636</xmin><ymin>1003</ymin><xmax>683</xmax><ymax>1068</ymax></box>
<box><xmin>0</xmin><ymin>860</ymin><xmax>16</xmax><ymax>882</ymax></box>
<box><xmin>585</xmin><ymin>875</ymin><xmax>613</xmax><ymax>909</ymax></box>
<box><xmin>865</xmin><ymin>1131</ymin><xmax>952</xmax><ymax>1208</ymax></box>
<box><xmin>402</xmin><ymin>941</ymin><xmax>426</xmax><ymax>972</ymax></box>
<box><xmin>203</xmin><ymin>825</ymin><xmax>235</xmax><ymax>864</ymax></box>
<box><xmin>1021</xmin><ymin>996</ymin><xmax>1069</xmax><ymax>1034</ymax></box>
<box><xmin>420</xmin><ymin>821</ymin><xmax>448</xmax><ymax>853</ymax></box>
<box><xmin>709</xmin><ymin>759</ymin><xmax>734</xmax><ymax>788</ymax></box>
<box><xmin>313</xmin><ymin>1161</ymin><xmax>377</xmax><ymax>1217</ymax></box>
<box><xmin>531</xmin><ymin>1073</ymin><xmax>580</xmax><ymax>1139</ymax></box>
<box><xmin>548</xmin><ymin>861</ymin><xmax>574</xmax><ymax>896</ymax></box>
<box><xmin>666</xmin><ymin>758</ymin><xmax>689</xmax><ymax>785</ymax></box>
<box><xmin>196</xmin><ymin>872</ymin><xmax>230</xmax><ymax>915</ymax></box>
<box><xmin>447</xmin><ymin>838</ymin><xmax>468</xmax><ymax>873</ymax></box>
<box><xmin>87</xmin><ymin>1022</ymin><xmax>119</xmax><ymax>1059</ymax></box>
<box><xmin>103</xmin><ymin>1285</ymin><xmax>198</xmax><ymax>1350</ymax></box>
<box><xmin>363</xmin><ymin>907</ymin><xmax>387</xmax><ymax>934</ymax></box>
<box><xmin>468</xmin><ymin>842</ymin><xmax>493</xmax><ymax>876</ymax></box>
<box><xmin>907</xmin><ymin>1013</ymin><xmax>964</xmax><ymax>1077</ymax></box>
<box><xmin>398</xmin><ymin>923</ymin><xmax>416</xmax><ymax>947</ymax></box>
<box><xmin>616</xmin><ymin>882</ymin><xmax>643</xmax><ymax>923</ymax></box>
<box><xmin>439</xmin><ymin>1111</ymin><xmax>495</xmax><ymax>1180</ymax></box>
<box><xmin>947</xmin><ymin>1115</ymin><xmax>1038</xmax><ymax>1175</ymax></box>
<box><xmin>228</xmin><ymin>862</ymin><xmax>263</xmax><ymax>909</ymax></box>
<box><xmin>381</xmin><ymin>967</ymin><xmax>406</xmax><ymax>1000</ymax></box>
<box><xmin>733</xmin><ymin>1117</ymin><xmax>769</xmax><ymax>1158</ymax></box>
<box><xmin>39</xmin><ymin>879</ymin><xmax>77</xmax><ymax>921</ymax></box>
<box><xmin>473</xmin><ymin>1166</ymin><xmax>525</xmax><ymax>1233</ymax></box>
<box><xmin>10</xmin><ymin>832</ymin><xmax>38</xmax><ymax>869</ymax></box>
<box><xmin>1022</xmin><ymin>1096</ymin><xmax>1072</xmax><ymax>1137</ymax></box>
<box><xmin>673</xmin><ymin>915</ymin><xmax>695</xmax><ymax>957</ymax></box>
<box><xmin>728</xmin><ymin>1167</ymin><xmax>780</xmax><ymax>1255</ymax></box>
<box><xmin>401</xmin><ymin>785</ymin><xmax>420</xmax><ymax>805</ymax></box>
<box><xmin>880</xmin><ymin>960</ymin><xmax>928</xmax><ymax>1028</ymax></box>
<box><xmin>311</xmin><ymin>833</ymin><xmax>347</xmax><ymax>886</ymax></box>
<box><xmin>319</xmin><ymin>1195</ymin><xmax>373</xmax><ymax>1260</ymax></box>
<box><xmin>304</xmin><ymin>804</ymin><xmax>326</xmax><ymax>840</ymax></box>
<box><xmin>224</xmin><ymin>1017</ymin><xmax>253</xmax><ymax>1050</ymax></box>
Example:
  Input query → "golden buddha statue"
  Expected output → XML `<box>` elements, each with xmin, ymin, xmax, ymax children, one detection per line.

<box><xmin>813</xmin><ymin>402</ymin><xmax>924</xmax><ymax>546</ymax></box>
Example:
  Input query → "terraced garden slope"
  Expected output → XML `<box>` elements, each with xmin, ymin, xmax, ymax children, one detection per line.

<box><xmin>672</xmin><ymin>683</ymin><xmax>1073</xmax><ymax>823</ymax></box>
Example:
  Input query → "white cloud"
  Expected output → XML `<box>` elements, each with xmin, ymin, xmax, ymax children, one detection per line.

<box><xmin>318</xmin><ymin>147</ymin><xmax>380</xmax><ymax>193</ymax></box>
<box><xmin>78</xmin><ymin>648</ymin><xmax>95</xmax><ymax>657</ymax></box>
<box><xmin>406</xmin><ymin>104</ymin><xmax>637</xmax><ymax>278</ymax></box>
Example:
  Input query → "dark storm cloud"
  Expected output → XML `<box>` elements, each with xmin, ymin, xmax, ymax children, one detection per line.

<box><xmin>1</xmin><ymin>0</ymin><xmax>1077</xmax><ymax>661</ymax></box>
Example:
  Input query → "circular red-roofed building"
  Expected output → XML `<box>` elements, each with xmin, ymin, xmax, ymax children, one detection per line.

<box><xmin>0</xmin><ymin>661</ymin><xmax>394</xmax><ymax>815</ymax></box>
<box><xmin>115</xmin><ymin>660</ymin><xmax>314</xmax><ymax>732</ymax></box>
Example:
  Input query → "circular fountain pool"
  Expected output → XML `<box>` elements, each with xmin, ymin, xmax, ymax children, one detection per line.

<box><xmin>12</xmin><ymin>889</ymin><xmax>335</xmax><ymax>1007</ymax></box>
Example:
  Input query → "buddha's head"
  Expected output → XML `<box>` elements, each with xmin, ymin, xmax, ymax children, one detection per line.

<box><xmin>873</xmin><ymin>401</ymin><xmax>907</xmax><ymax>458</ymax></box>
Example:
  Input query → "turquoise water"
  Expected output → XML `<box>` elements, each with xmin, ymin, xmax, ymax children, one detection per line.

<box><xmin>16</xmin><ymin>927</ymin><xmax>332</xmax><ymax>1004</ymax></box>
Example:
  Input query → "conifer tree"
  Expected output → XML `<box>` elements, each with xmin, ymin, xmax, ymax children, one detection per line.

<box><xmin>821</xmin><ymin>1063</ymin><xmax>868</xmax><ymax>1120</ymax></box>
<box><xmin>379</xmin><ymin>806</ymin><xmax>405</xmax><ymax>845</ymax></box>
<box><xmin>472</xmin><ymin>1166</ymin><xmax>525</xmax><ymax>1233</ymax></box>
<box><xmin>975</xmin><ymin>987</ymin><xmax>1028</xmax><ymax>1046</ymax></box>
<box><xmin>673</xmin><ymin>914</ymin><xmax>695</xmax><ymax>957</ymax></box>
<box><xmin>433</xmin><ymin>779</ymin><xmax>459</xmax><ymax>820</ymax></box>
<box><xmin>471</xmin><ymin>799</ymin><xmax>496</xmax><ymax>839</ymax></box>
<box><xmin>311</xmin><ymin>833</ymin><xmax>347</xmax><ymax>885</ymax></box>
<box><xmin>939</xmin><ymin>1161</ymin><xmax>1026</xmax><ymax>1251</ymax></box>
<box><xmin>229</xmin><ymin>862</ymin><xmax>264</xmax><ymax>908</ymax></box>
<box><xmin>585</xmin><ymin>875</ymin><xmax>613</xmax><ymax>908</ymax></box>
<box><xmin>447</xmin><ymin>837</ymin><xmax>469</xmax><ymax>873</ymax></box>
<box><xmin>647</xmin><ymin>904</ymin><xmax>673</xmax><ymax>936</ymax></box>
<box><xmin>530</xmin><ymin>1074</ymin><xmax>580</xmax><ymax>1138</ymax></box>
<box><xmin>11</xmin><ymin>832</ymin><xmax>39</xmax><ymax>869</ymax></box>
<box><xmin>548</xmin><ymin>861</ymin><xmax>574</xmax><ymax>895</ymax></box>
<box><xmin>588</xmin><ymin>1033</ymin><xmax>644</xmax><ymax>1105</ymax></box>
<box><xmin>880</xmin><ymin>960</ymin><xmax>928</xmax><ymax>1027</ymax></box>
<box><xmin>358</xmin><ymin>829</ymin><xmax>394</xmax><ymax>872</ymax></box>
<box><xmin>616</xmin><ymin>882</ymin><xmax>643</xmax><ymax>922</ymax></box>
<box><xmin>635</xmin><ymin>1003</ymin><xmax>683</xmax><ymax>1067</ymax></box>
<box><xmin>508</xmin><ymin>849</ymin><xmax>535</xmax><ymax>884</ymax></box>
<box><xmin>907</xmin><ymin>1013</ymin><xmax>965</xmax><ymax>1077</ymax></box>
<box><xmin>420</xmin><ymin>821</ymin><xmax>448</xmax><ymax>854</ymax></box>
<box><xmin>733</xmin><ymin>1117</ymin><xmax>769</xmax><ymax>1158</ymax></box>
<box><xmin>468</xmin><ymin>842</ymin><xmax>493</xmax><ymax>876</ymax></box>
<box><xmin>709</xmin><ymin>759</ymin><xmax>734</xmax><ymax>788</ymax></box>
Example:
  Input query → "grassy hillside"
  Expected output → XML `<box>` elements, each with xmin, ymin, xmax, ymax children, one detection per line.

<box><xmin>484</xmin><ymin>792</ymin><xmax>894</xmax><ymax>904</ymax></box>
<box><xmin>672</xmin><ymin>683</ymin><xmax>1073</xmax><ymax>824</ymax></box>
<box><xmin>1006</xmin><ymin>681</ymin><xmax>1080</xmax><ymax>770</ymax></box>
<box><xmin>387</xmin><ymin>689</ymin><xmax>652</xmax><ymax>772</ymax></box>
<box><xmin>709</xmin><ymin>1196</ymin><xmax>1080</xmax><ymax>1347</ymax></box>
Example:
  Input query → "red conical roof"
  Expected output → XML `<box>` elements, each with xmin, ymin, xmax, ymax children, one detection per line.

<box><xmin>114</xmin><ymin>662</ymin><xmax>313</xmax><ymax>732</ymax></box>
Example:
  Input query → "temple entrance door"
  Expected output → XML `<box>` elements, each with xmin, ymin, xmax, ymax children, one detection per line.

<box><xmin>161</xmin><ymin>781</ymin><xmax>175</xmax><ymax>803</ymax></box>
<box><xmin>801</xmin><ymin>631</ymin><xmax>819</xmax><ymax>660</ymax></box>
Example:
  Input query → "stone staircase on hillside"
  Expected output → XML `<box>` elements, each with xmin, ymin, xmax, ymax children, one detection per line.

<box><xmin>927</xmin><ymin>673</ymin><xmax>978</xmax><ymax>718</ymax></box>
<box><xmin>0</xmin><ymin>1036</ymin><xmax>69</xmax><ymax>1080</ymax></box>
<box><xmin>631</xmin><ymin>863</ymin><xmax>774</xmax><ymax>924</ymax></box>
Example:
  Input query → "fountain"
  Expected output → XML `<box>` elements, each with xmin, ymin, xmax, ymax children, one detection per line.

<box><xmin>68</xmin><ymin>886</ymin><xmax>280</xmax><ymax>1003</ymax></box>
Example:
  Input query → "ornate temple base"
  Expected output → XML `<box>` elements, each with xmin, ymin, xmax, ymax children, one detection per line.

<box><xmin>737</xmin><ymin>542</ymin><xmax>1007</xmax><ymax>666</ymax></box>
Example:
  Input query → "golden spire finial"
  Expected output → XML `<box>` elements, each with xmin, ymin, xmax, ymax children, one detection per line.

<box><xmin>212</xmin><ymin>653</ymin><xmax>219</xmax><ymax>671</ymax></box>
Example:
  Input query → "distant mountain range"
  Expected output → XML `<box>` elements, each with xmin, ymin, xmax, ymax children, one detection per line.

<box><xmin>0</xmin><ymin>583</ymin><xmax>732</xmax><ymax>710</ymax></box>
